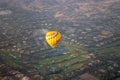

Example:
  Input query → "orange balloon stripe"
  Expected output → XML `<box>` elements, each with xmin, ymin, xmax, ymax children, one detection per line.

<box><xmin>46</xmin><ymin>32</ymin><xmax>58</xmax><ymax>40</ymax></box>
<box><xmin>51</xmin><ymin>37</ymin><xmax>61</xmax><ymax>48</ymax></box>
<box><xmin>46</xmin><ymin>32</ymin><xmax>57</xmax><ymax>37</ymax></box>
<box><xmin>53</xmin><ymin>35</ymin><xmax>62</xmax><ymax>46</ymax></box>
<box><xmin>56</xmin><ymin>35</ymin><xmax>62</xmax><ymax>43</ymax></box>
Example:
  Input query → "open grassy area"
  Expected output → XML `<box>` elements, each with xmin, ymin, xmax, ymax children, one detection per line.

<box><xmin>91</xmin><ymin>40</ymin><xmax>120</xmax><ymax>57</ymax></box>
<box><xmin>0</xmin><ymin>44</ymin><xmax>92</xmax><ymax>78</ymax></box>
<box><xmin>65</xmin><ymin>44</ymin><xmax>87</xmax><ymax>54</ymax></box>
<box><xmin>39</xmin><ymin>54</ymin><xmax>77</xmax><ymax>65</ymax></box>
<box><xmin>0</xmin><ymin>50</ymin><xmax>22</xmax><ymax>68</ymax></box>
<box><xmin>35</xmin><ymin>44</ymin><xmax>90</xmax><ymax>75</ymax></box>
<box><xmin>50</xmin><ymin>55</ymin><xmax>86</xmax><ymax>68</ymax></box>
<box><xmin>48</xmin><ymin>59</ymin><xmax>88</xmax><ymax>79</ymax></box>
<box><xmin>42</xmin><ymin>41</ymin><xmax>120</xmax><ymax>79</ymax></box>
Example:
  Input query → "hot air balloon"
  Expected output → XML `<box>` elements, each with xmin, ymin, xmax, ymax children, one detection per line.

<box><xmin>46</xmin><ymin>31</ymin><xmax>62</xmax><ymax>48</ymax></box>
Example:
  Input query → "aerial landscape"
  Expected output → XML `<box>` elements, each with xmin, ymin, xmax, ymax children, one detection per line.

<box><xmin>0</xmin><ymin>0</ymin><xmax>120</xmax><ymax>80</ymax></box>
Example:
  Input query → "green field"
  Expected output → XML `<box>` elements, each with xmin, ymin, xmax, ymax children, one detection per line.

<box><xmin>0</xmin><ymin>51</ymin><xmax>22</xmax><ymax>68</ymax></box>
<box><xmin>33</xmin><ymin>44</ymin><xmax>91</xmax><ymax>78</ymax></box>
<box><xmin>89</xmin><ymin>40</ymin><xmax>120</xmax><ymax>57</ymax></box>
<box><xmin>0</xmin><ymin>41</ymin><xmax>120</xmax><ymax>79</ymax></box>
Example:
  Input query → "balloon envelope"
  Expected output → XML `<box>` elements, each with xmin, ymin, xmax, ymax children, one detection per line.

<box><xmin>46</xmin><ymin>31</ymin><xmax>62</xmax><ymax>48</ymax></box>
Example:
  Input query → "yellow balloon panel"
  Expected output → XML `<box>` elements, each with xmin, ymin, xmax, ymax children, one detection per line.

<box><xmin>46</xmin><ymin>31</ymin><xmax>62</xmax><ymax>48</ymax></box>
